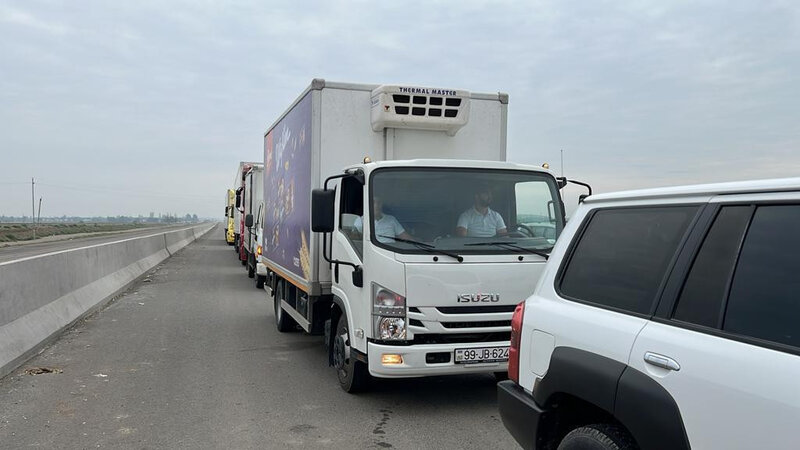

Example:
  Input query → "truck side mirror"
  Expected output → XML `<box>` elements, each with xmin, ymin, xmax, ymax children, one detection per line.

<box><xmin>312</xmin><ymin>189</ymin><xmax>335</xmax><ymax>232</ymax></box>
<box><xmin>235</xmin><ymin>192</ymin><xmax>241</xmax><ymax>208</ymax></box>
<box><xmin>245</xmin><ymin>214</ymin><xmax>254</xmax><ymax>228</ymax></box>
<box><xmin>224</xmin><ymin>206</ymin><xmax>228</xmax><ymax>216</ymax></box>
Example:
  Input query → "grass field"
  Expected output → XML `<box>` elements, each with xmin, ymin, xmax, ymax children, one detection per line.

<box><xmin>0</xmin><ymin>223</ymin><xmax>158</xmax><ymax>243</ymax></box>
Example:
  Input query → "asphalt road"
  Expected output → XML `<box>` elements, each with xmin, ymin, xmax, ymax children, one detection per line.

<box><xmin>0</xmin><ymin>226</ymin><xmax>518</xmax><ymax>449</ymax></box>
<box><xmin>0</xmin><ymin>223</ymin><xmax>206</xmax><ymax>264</ymax></box>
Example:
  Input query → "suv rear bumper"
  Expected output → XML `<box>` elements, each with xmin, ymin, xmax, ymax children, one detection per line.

<box><xmin>497</xmin><ymin>380</ymin><xmax>545</xmax><ymax>450</ymax></box>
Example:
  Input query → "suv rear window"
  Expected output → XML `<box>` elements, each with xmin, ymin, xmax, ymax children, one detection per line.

<box><xmin>559</xmin><ymin>206</ymin><xmax>698</xmax><ymax>315</ymax></box>
<box><xmin>724</xmin><ymin>205</ymin><xmax>800</xmax><ymax>348</ymax></box>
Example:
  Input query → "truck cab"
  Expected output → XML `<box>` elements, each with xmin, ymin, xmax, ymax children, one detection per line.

<box><xmin>311</xmin><ymin>159</ymin><xmax>565</xmax><ymax>389</ymax></box>
<box><xmin>225</xmin><ymin>189</ymin><xmax>235</xmax><ymax>245</ymax></box>
<box><xmin>242</xmin><ymin>164</ymin><xmax>265</xmax><ymax>277</ymax></box>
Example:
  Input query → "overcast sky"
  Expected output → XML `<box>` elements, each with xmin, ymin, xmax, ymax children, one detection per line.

<box><xmin>1</xmin><ymin>0</ymin><xmax>798</xmax><ymax>218</ymax></box>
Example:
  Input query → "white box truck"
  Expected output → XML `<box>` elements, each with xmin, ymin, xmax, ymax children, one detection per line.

<box><xmin>234</xmin><ymin>161</ymin><xmax>260</xmax><ymax>263</ymax></box>
<box><xmin>262</xmin><ymin>79</ymin><xmax>577</xmax><ymax>392</ymax></box>
<box><xmin>243</xmin><ymin>163</ymin><xmax>265</xmax><ymax>279</ymax></box>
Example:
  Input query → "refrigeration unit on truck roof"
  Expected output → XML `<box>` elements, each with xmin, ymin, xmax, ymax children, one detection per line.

<box><xmin>370</xmin><ymin>85</ymin><xmax>472</xmax><ymax>136</ymax></box>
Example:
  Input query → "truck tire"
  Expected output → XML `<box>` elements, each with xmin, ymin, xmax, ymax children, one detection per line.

<box><xmin>247</xmin><ymin>255</ymin><xmax>255</xmax><ymax>278</ymax></box>
<box><xmin>256</xmin><ymin>275</ymin><xmax>265</xmax><ymax>289</ymax></box>
<box><xmin>274</xmin><ymin>281</ymin><xmax>296</xmax><ymax>332</ymax></box>
<box><xmin>557</xmin><ymin>424</ymin><xmax>637</xmax><ymax>450</ymax></box>
<box><xmin>333</xmin><ymin>314</ymin><xmax>369</xmax><ymax>393</ymax></box>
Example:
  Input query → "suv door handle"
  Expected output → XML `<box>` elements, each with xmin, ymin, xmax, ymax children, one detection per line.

<box><xmin>644</xmin><ymin>352</ymin><xmax>681</xmax><ymax>371</ymax></box>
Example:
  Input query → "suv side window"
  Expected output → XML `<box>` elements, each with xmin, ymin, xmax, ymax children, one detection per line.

<box><xmin>724</xmin><ymin>205</ymin><xmax>800</xmax><ymax>348</ymax></box>
<box><xmin>673</xmin><ymin>206</ymin><xmax>752</xmax><ymax>327</ymax></box>
<box><xmin>560</xmin><ymin>206</ymin><xmax>698</xmax><ymax>315</ymax></box>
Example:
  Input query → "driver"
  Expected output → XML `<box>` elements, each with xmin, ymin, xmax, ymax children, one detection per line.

<box><xmin>456</xmin><ymin>184</ymin><xmax>507</xmax><ymax>237</ymax></box>
<box><xmin>354</xmin><ymin>196</ymin><xmax>414</xmax><ymax>244</ymax></box>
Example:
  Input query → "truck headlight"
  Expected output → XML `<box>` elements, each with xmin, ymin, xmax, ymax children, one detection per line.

<box><xmin>372</xmin><ymin>283</ymin><xmax>407</xmax><ymax>340</ymax></box>
<box><xmin>376</xmin><ymin>317</ymin><xmax>406</xmax><ymax>340</ymax></box>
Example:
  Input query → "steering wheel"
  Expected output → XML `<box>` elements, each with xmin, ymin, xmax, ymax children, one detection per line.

<box><xmin>508</xmin><ymin>223</ymin><xmax>535</xmax><ymax>238</ymax></box>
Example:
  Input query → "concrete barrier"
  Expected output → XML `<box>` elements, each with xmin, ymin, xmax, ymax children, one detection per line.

<box><xmin>0</xmin><ymin>223</ymin><xmax>215</xmax><ymax>378</ymax></box>
<box><xmin>164</xmin><ymin>227</ymin><xmax>197</xmax><ymax>255</ymax></box>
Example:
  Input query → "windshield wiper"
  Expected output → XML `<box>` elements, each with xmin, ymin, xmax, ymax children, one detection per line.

<box><xmin>464</xmin><ymin>241</ymin><xmax>550</xmax><ymax>260</ymax></box>
<box><xmin>379</xmin><ymin>235</ymin><xmax>463</xmax><ymax>262</ymax></box>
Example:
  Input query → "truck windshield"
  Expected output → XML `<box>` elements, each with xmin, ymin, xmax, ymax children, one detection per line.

<box><xmin>367</xmin><ymin>168</ymin><xmax>564</xmax><ymax>255</ymax></box>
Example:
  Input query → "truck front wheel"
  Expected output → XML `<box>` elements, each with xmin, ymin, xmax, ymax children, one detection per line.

<box><xmin>333</xmin><ymin>315</ymin><xmax>369</xmax><ymax>393</ymax></box>
<box><xmin>247</xmin><ymin>255</ymin><xmax>255</xmax><ymax>278</ymax></box>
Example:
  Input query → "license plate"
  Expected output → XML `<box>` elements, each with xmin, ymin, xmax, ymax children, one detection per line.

<box><xmin>454</xmin><ymin>346</ymin><xmax>509</xmax><ymax>364</ymax></box>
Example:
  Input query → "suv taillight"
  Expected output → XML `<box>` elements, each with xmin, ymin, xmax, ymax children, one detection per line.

<box><xmin>508</xmin><ymin>301</ymin><xmax>525</xmax><ymax>384</ymax></box>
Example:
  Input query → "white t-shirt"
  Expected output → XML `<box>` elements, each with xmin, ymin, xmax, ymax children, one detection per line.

<box><xmin>457</xmin><ymin>207</ymin><xmax>506</xmax><ymax>237</ymax></box>
<box><xmin>354</xmin><ymin>214</ymin><xmax>406</xmax><ymax>243</ymax></box>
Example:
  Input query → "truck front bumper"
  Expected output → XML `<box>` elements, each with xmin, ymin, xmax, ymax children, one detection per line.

<box><xmin>367</xmin><ymin>341</ymin><xmax>508</xmax><ymax>378</ymax></box>
<box><xmin>256</xmin><ymin>261</ymin><xmax>268</xmax><ymax>276</ymax></box>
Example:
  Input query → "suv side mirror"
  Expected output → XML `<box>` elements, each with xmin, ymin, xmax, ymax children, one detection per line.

<box><xmin>245</xmin><ymin>214</ymin><xmax>254</xmax><ymax>228</ymax></box>
<box><xmin>312</xmin><ymin>189</ymin><xmax>336</xmax><ymax>232</ymax></box>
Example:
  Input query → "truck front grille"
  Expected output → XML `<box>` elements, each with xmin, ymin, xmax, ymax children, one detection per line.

<box><xmin>412</xmin><ymin>332</ymin><xmax>511</xmax><ymax>345</ymax></box>
<box><xmin>408</xmin><ymin>305</ymin><xmax>514</xmax><ymax>338</ymax></box>
<box><xmin>441</xmin><ymin>320</ymin><xmax>511</xmax><ymax>329</ymax></box>
<box><xmin>435</xmin><ymin>305</ymin><xmax>516</xmax><ymax>314</ymax></box>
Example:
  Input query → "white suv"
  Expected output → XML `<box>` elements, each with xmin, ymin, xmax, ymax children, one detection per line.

<box><xmin>498</xmin><ymin>178</ymin><xmax>800</xmax><ymax>450</ymax></box>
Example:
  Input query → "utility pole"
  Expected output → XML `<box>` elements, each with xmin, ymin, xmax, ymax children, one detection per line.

<box><xmin>37</xmin><ymin>197</ymin><xmax>42</xmax><ymax>226</ymax></box>
<box><xmin>31</xmin><ymin>177</ymin><xmax>36</xmax><ymax>240</ymax></box>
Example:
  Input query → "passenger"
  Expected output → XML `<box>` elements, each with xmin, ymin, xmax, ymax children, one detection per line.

<box><xmin>354</xmin><ymin>196</ymin><xmax>414</xmax><ymax>244</ymax></box>
<box><xmin>456</xmin><ymin>184</ymin><xmax>507</xmax><ymax>237</ymax></box>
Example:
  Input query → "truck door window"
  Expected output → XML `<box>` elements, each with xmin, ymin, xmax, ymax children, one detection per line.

<box><xmin>672</xmin><ymin>206</ymin><xmax>752</xmax><ymax>328</ymax></box>
<box><xmin>723</xmin><ymin>205</ymin><xmax>800</xmax><ymax>348</ymax></box>
<box><xmin>339</xmin><ymin>177</ymin><xmax>364</xmax><ymax>259</ymax></box>
<box><xmin>559</xmin><ymin>206</ymin><xmax>698</xmax><ymax>315</ymax></box>
<box><xmin>515</xmin><ymin>181</ymin><xmax>559</xmax><ymax>243</ymax></box>
<box><xmin>256</xmin><ymin>203</ymin><xmax>264</xmax><ymax>228</ymax></box>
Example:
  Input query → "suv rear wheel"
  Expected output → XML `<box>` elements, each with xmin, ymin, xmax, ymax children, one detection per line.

<box><xmin>557</xmin><ymin>424</ymin><xmax>637</xmax><ymax>450</ymax></box>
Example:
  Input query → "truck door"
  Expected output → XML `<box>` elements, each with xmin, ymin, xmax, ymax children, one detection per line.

<box><xmin>330</xmin><ymin>177</ymin><xmax>367</xmax><ymax>346</ymax></box>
